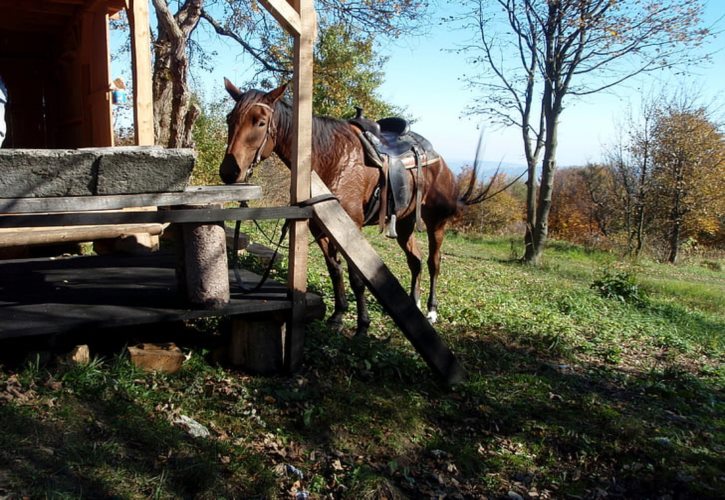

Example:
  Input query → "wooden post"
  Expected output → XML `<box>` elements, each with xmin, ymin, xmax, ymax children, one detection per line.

<box><xmin>257</xmin><ymin>0</ymin><xmax>315</xmax><ymax>371</ymax></box>
<box><xmin>287</xmin><ymin>0</ymin><xmax>315</xmax><ymax>372</ymax></box>
<box><xmin>229</xmin><ymin>317</ymin><xmax>286</xmax><ymax>374</ymax></box>
<box><xmin>127</xmin><ymin>0</ymin><xmax>155</xmax><ymax>146</ymax></box>
<box><xmin>82</xmin><ymin>6</ymin><xmax>114</xmax><ymax>146</ymax></box>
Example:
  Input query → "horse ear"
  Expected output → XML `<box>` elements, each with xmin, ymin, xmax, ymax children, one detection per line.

<box><xmin>224</xmin><ymin>77</ymin><xmax>243</xmax><ymax>102</ymax></box>
<box><xmin>264</xmin><ymin>83</ymin><xmax>288</xmax><ymax>104</ymax></box>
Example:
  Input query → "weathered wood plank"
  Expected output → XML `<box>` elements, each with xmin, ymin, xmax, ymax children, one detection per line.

<box><xmin>0</xmin><ymin>185</ymin><xmax>262</xmax><ymax>214</ymax></box>
<box><xmin>0</xmin><ymin>206</ymin><xmax>312</xmax><ymax>228</ymax></box>
<box><xmin>128</xmin><ymin>0</ymin><xmax>154</xmax><ymax>145</ymax></box>
<box><xmin>0</xmin><ymin>223</ymin><xmax>164</xmax><ymax>247</ymax></box>
<box><xmin>284</xmin><ymin>0</ymin><xmax>316</xmax><ymax>373</ymax></box>
<box><xmin>309</xmin><ymin>173</ymin><xmax>465</xmax><ymax>385</ymax></box>
<box><xmin>258</xmin><ymin>0</ymin><xmax>301</xmax><ymax>35</ymax></box>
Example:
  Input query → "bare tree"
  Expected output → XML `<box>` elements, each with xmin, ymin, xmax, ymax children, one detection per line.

<box><xmin>452</xmin><ymin>0</ymin><xmax>714</xmax><ymax>264</ymax></box>
<box><xmin>604</xmin><ymin>98</ymin><xmax>660</xmax><ymax>256</ymax></box>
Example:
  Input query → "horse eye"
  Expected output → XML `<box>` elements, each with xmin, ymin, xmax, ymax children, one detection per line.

<box><xmin>258</xmin><ymin>121</ymin><xmax>266</xmax><ymax>128</ymax></box>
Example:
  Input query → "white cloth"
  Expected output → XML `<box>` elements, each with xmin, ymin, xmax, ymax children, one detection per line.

<box><xmin>0</xmin><ymin>76</ymin><xmax>7</xmax><ymax>146</ymax></box>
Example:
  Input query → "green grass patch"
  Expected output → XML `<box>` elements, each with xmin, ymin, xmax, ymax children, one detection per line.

<box><xmin>0</xmin><ymin>231</ymin><xmax>722</xmax><ymax>498</ymax></box>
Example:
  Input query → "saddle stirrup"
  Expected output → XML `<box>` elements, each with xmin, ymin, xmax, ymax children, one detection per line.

<box><xmin>386</xmin><ymin>214</ymin><xmax>398</xmax><ymax>239</ymax></box>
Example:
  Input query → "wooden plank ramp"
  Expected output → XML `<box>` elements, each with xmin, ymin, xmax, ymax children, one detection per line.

<box><xmin>310</xmin><ymin>173</ymin><xmax>466</xmax><ymax>385</ymax></box>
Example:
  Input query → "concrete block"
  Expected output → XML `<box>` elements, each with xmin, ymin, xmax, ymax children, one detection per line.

<box><xmin>0</xmin><ymin>147</ymin><xmax>195</xmax><ymax>198</ymax></box>
<box><xmin>93</xmin><ymin>146</ymin><xmax>195</xmax><ymax>195</ymax></box>
<box><xmin>0</xmin><ymin>149</ymin><xmax>97</xmax><ymax>198</ymax></box>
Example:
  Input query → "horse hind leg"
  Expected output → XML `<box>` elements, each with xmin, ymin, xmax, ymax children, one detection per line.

<box><xmin>395</xmin><ymin>216</ymin><xmax>423</xmax><ymax>309</ymax></box>
<box><xmin>348</xmin><ymin>267</ymin><xmax>370</xmax><ymax>336</ymax></box>
<box><xmin>425</xmin><ymin>219</ymin><xmax>448</xmax><ymax>324</ymax></box>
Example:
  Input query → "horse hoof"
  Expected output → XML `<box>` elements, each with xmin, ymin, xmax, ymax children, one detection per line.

<box><xmin>354</xmin><ymin>323</ymin><xmax>370</xmax><ymax>337</ymax></box>
<box><xmin>326</xmin><ymin>316</ymin><xmax>344</xmax><ymax>333</ymax></box>
<box><xmin>426</xmin><ymin>310</ymin><xmax>438</xmax><ymax>324</ymax></box>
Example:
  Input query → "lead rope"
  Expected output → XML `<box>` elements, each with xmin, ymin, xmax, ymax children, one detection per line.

<box><xmin>230</xmin><ymin>194</ymin><xmax>337</xmax><ymax>294</ymax></box>
<box><xmin>232</xmin><ymin>201</ymin><xmax>290</xmax><ymax>294</ymax></box>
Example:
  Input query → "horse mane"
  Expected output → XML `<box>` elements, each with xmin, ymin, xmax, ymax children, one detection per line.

<box><xmin>269</xmin><ymin>96</ymin><xmax>359</xmax><ymax>164</ymax></box>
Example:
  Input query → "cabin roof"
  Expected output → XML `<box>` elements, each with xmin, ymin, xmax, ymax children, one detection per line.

<box><xmin>0</xmin><ymin>0</ymin><xmax>126</xmax><ymax>34</ymax></box>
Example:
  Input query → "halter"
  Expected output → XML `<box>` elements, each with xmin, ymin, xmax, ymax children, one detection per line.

<box><xmin>234</xmin><ymin>101</ymin><xmax>276</xmax><ymax>182</ymax></box>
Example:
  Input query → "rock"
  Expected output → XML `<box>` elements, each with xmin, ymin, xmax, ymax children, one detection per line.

<box><xmin>653</xmin><ymin>437</ymin><xmax>673</xmax><ymax>447</ymax></box>
<box><xmin>173</xmin><ymin>415</ymin><xmax>210</xmax><ymax>438</ymax></box>
<box><xmin>68</xmin><ymin>345</ymin><xmax>90</xmax><ymax>365</ymax></box>
<box><xmin>127</xmin><ymin>343</ymin><xmax>185</xmax><ymax>374</ymax></box>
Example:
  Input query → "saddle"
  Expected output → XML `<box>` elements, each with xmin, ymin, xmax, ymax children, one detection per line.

<box><xmin>349</xmin><ymin>109</ymin><xmax>439</xmax><ymax>237</ymax></box>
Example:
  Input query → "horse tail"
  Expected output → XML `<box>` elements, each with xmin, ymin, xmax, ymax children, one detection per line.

<box><xmin>458</xmin><ymin>131</ymin><xmax>526</xmax><ymax>206</ymax></box>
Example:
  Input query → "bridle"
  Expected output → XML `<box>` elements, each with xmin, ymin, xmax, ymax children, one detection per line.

<box><xmin>231</xmin><ymin>100</ymin><xmax>276</xmax><ymax>182</ymax></box>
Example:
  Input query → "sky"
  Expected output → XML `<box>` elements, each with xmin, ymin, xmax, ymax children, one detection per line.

<box><xmin>112</xmin><ymin>1</ymin><xmax>725</xmax><ymax>170</ymax></box>
<box><xmin>373</xmin><ymin>2</ymin><xmax>725</xmax><ymax>168</ymax></box>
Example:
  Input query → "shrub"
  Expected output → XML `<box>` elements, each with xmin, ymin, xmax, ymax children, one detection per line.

<box><xmin>591</xmin><ymin>268</ymin><xmax>647</xmax><ymax>306</ymax></box>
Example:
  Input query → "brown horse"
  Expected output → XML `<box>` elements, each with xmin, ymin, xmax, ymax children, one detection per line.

<box><xmin>220</xmin><ymin>79</ymin><xmax>483</xmax><ymax>336</ymax></box>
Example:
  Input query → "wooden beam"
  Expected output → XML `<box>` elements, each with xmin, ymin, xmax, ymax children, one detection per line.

<box><xmin>0</xmin><ymin>223</ymin><xmax>164</xmax><ymax>248</ymax></box>
<box><xmin>258</xmin><ymin>0</ymin><xmax>301</xmax><ymax>36</ymax></box>
<box><xmin>284</xmin><ymin>0</ymin><xmax>315</xmax><ymax>372</ymax></box>
<box><xmin>0</xmin><ymin>185</ymin><xmax>262</xmax><ymax>214</ymax></box>
<box><xmin>0</xmin><ymin>206</ymin><xmax>312</xmax><ymax>228</ymax></box>
<box><xmin>127</xmin><ymin>0</ymin><xmax>154</xmax><ymax>145</ymax></box>
<box><xmin>310</xmin><ymin>173</ymin><xmax>466</xmax><ymax>385</ymax></box>
<box><xmin>95</xmin><ymin>7</ymin><xmax>114</xmax><ymax>146</ymax></box>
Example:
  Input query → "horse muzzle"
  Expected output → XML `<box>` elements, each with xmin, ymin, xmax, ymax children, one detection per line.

<box><xmin>219</xmin><ymin>154</ymin><xmax>245</xmax><ymax>184</ymax></box>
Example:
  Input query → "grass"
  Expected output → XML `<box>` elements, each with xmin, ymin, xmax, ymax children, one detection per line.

<box><xmin>0</xmin><ymin>228</ymin><xmax>723</xmax><ymax>498</ymax></box>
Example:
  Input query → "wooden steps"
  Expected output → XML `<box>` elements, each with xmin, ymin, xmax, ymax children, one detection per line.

<box><xmin>0</xmin><ymin>252</ymin><xmax>324</xmax><ymax>340</ymax></box>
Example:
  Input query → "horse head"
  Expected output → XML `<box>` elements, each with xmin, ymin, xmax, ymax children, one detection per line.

<box><xmin>219</xmin><ymin>78</ymin><xmax>287</xmax><ymax>184</ymax></box>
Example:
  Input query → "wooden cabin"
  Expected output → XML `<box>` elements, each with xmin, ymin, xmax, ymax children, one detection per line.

<box><xmin>0</xmin><ymin>0</ymin><xmax>152</xmax><ymax>149</ymax></box>
<box><xmin>0</xmin><ymin>0</ymin><xmax>320</xmax><ymax>374</ymax></box>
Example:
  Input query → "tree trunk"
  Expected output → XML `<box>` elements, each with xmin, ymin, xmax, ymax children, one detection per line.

<box><xmin>523</xmin><ymin>158</ymin><xmax>538</xmax><ymax>261</ymax></box>
<box><xmin>524</xmin><ymin>85</ymin><xmax>560</xmax><ymax>265</ymax></box>
<box><xmin>632</xmin><ymin>144</ymin><xmax>650</xmax><ymax>257</ymax></box>
<box><xmin>668</xmin><ymin>216</ymin><xmax>681</xmax><ymax>264</ymax></box>
<box><xmin>667</xmin><ymin>179</ymin><xmax>684</xmax><ymax>264</ymax></box>
<box><xmin>529</xmin><ymin>147</ymin><xmax>557</xmax><ymax>265</ymax></box>
<box><xmin>151</xmin><ymin>0</ymin><xmax>202</xmax><ymax>148</ymax></box>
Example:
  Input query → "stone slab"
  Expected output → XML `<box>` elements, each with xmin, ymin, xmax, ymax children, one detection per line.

<box><xmin>0</xmin><ymin>147</ymin><xmax>195</xmax><ymax>198</ymax></box>
<box><xmin>93</xmin><ymin>147</ymin><xmax>195</xmax><ymax>195</ymax></box>
<box><xmin>0</xmin><ymin>149</ymin><xmax>97</xmax><ymax>198</ymax></box>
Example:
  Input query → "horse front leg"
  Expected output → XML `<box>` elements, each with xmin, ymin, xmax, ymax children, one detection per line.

<box><xmin>316</xmin><ymin>234</ymin><xmax>348</xmax><ymax>332</ymax></box>
<box><xmin>348</xmin><ymin>266</ymin><xmax>370</xmax><ymax>336</ymax></box>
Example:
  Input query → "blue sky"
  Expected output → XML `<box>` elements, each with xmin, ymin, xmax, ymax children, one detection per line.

<box><xmin>374</xmin><ymin>2</ymin><xmax>725</xmax><ymax>168</ymax></box>
<box><xmin>112</xmin><ymin>1</ymin><xmax>724</xmax><ymax>169</ymax></box>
